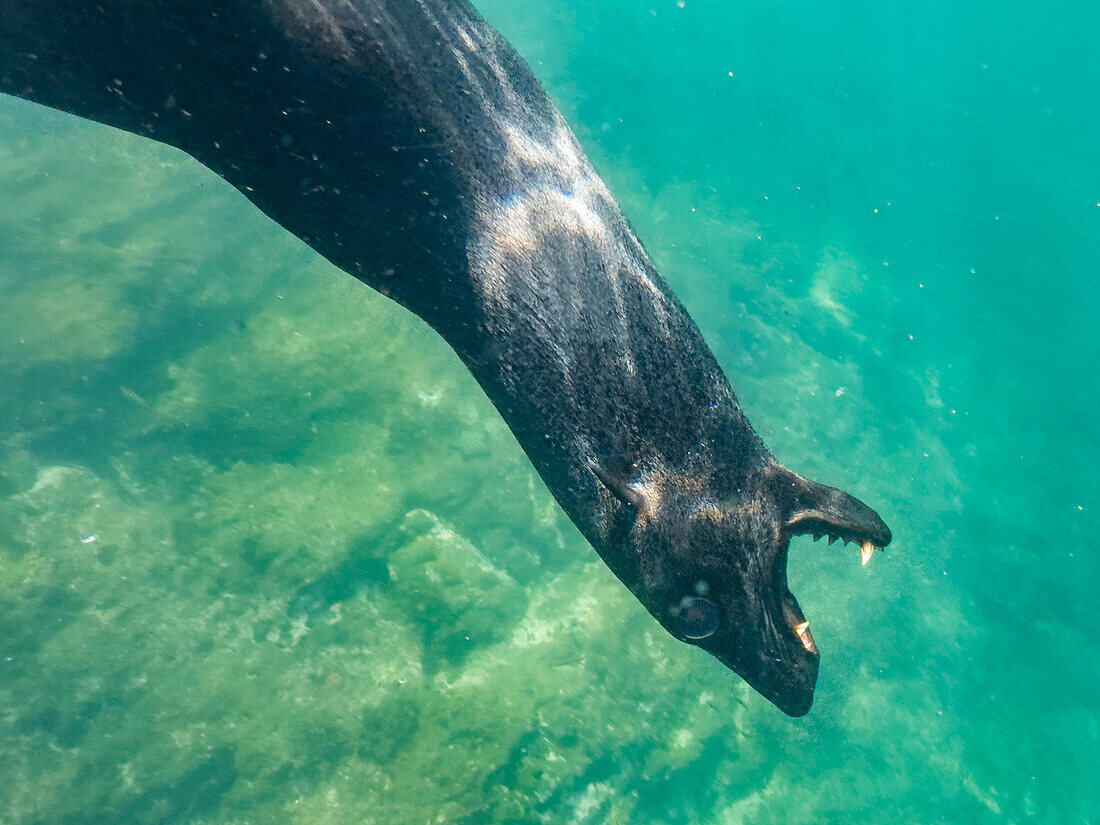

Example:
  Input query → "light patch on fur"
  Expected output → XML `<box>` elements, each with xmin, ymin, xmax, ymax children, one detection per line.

<box><xmin>303</xmin><ymin>0</ymin><xmax>356</xmax><ymax>56</ymax></box>
<box><xmin>492</xmin><ymin>187</ymin><xmax>606</xmax><ymax>255</ymax></box>
<box><xmin>414</xmin><ymin>0</ymin><xmax>675</xmax><ymax>398</ymax></box>
<box><xmin>453</xmin><ymin>21</ymin><xmax>477</xmax><ymax>53</ymax></box>
<box><xmin>413</xmin><ymin>2</ymin><xmax>665</xmax><ymax>313</ymax></box>
<box><xmin>690</xmin><ymin>503</ymin><xmax>726</xmax><ymax>523</ymax></box>
<box><xmin>487</xmin><ymin>120</ymin><xmax>662</xmax><ymax>293</ymax></box>
<box><xmin>471</xmin><ymin>116</ymin><xmax>667</xmax><ymax>369</ymax></box>
<box><xmin>500</xmin><ymin>121</ymin><xmax>585</xmax><ymax>178</ymax></box>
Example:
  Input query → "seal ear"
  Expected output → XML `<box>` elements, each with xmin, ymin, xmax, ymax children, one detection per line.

<box><xmin>765</xmin><ymin>465</ymin><xmax>892</xmax><ymax>547</ymax></box>
<box><xmin>591</xmin><ymin>464</ymin><xmax>647</xmax><ymax>511</ymax></box>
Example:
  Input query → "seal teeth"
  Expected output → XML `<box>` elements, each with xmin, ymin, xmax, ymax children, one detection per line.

<box><xmin>828</xmin><ymin>535</ymin><xmax>838</xmax><ymax>545</ymax></box>
<box><xmin>794</xmin><ymin>621</ymin><xmax>814</xmax><ymax>652</ymax></box>
<box><xmin>813</xmin><ymin>533</ymin><xmax>823</xmax><ymax>542</ymax></box>
<box><xmin>860</xmin><ymin>541</ymin><xmax>875</xmax><ymax>566</ymax></box>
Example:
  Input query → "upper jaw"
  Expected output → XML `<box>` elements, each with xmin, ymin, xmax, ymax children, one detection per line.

<box><xmin>784</xmin><ymin>509</ymin><xmax>892</xmax><ymax>566</ymax></box>
<box><xmin>785</xmin><ymin>507</ymin><xmax>892</xmax><ymax>545</ymax></box>
<box><xmin>766</xmin><ymin>464</ymin><xmax>892</xmax><ymax>549</ymax></box>
<box><xmin>777</xmin><ymin>470</ymin><xmax>893</xmax><ymax>567</ymax></box>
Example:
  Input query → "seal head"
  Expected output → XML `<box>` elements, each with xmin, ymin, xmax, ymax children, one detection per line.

<box><xmin>597</xmin><ymin>461</ymin><xmax>891</xmax><ymax>716</ymax></box>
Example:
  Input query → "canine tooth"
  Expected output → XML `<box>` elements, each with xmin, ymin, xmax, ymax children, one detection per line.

<box><xmin>828</xmin><ymin>535</ymin><xmax>838</xmax><ymax>545</ymax></box>
<box><xmin>860</xmin><ymin>541</ymin><xmax>875</xmax><ymax>566</ymax></box>
<box><xmin>794</xmin><ymin>621</ymin><xmax>814</xmax><ymax>651</ymax></box>
<box><xmin>813</xmin><ymin>533</ymin><xmax>822</xmax><ymax>541</ymax></box>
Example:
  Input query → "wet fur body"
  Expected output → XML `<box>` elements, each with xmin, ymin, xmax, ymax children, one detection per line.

<box><xmin>0</xmin><ymin>0</ymin><xmax>891</xmax><ymax>715</ymax></box>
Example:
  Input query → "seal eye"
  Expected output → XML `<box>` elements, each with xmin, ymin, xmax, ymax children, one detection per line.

<box><xmin>674</xmin><ymin>595</ymin><xmax>719</xmax><ymax>640</ymax></box>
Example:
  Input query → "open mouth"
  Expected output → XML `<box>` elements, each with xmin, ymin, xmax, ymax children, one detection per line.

<box><xmin>779</xmin><ymin>504</ymin><xmax>893</xmax><ymax>654</ymax></box>
<box><xmin>729</xmin><ymin>468</ymin><xmax>893</xmax><ymax>715</ymax></box>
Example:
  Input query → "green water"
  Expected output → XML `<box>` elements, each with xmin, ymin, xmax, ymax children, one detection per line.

<box><xmin>1</xmin><ymin>0</ymin><xmax>1097</xmax><ymax>821</ymax></box>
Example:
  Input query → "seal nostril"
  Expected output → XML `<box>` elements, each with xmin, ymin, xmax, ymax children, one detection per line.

<box><xmin>675</xmin><ymin>595</ymin><xmax>719</xmax><ymax>640</ymax></box>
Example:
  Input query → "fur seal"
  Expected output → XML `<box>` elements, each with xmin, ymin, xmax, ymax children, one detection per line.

<box><xmin>0</xmin><ymin>0</ymin><xmax>891</xmax><ymax>716</ymax></box>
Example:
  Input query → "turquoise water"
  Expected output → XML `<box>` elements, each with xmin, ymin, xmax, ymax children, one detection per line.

<box><xmin>1</xmin><ymin>0</ymin><xmax>1097</xmax><ymax>821</ymax></box>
